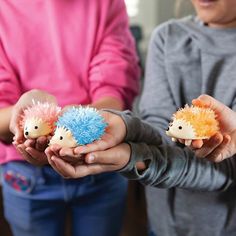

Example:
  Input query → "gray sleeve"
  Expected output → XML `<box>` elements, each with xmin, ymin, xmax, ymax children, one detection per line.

<box><xmin>106</xmin><ymin>109</ymin><xmax>236</xmax><ymax>191</ymax></box>
<box><xmin>120</xmin><ymin>142</ymin><xmax>236</xmax><ymax>191</ymax></box>
<box><xmin>104</xmin><ymin>109</ymin><xmax>164</xmax><ymax>145</ymax></box>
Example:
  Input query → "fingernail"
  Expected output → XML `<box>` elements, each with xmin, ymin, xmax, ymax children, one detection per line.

<box><xmin>88</xmin><ymin>154</ymin><xmax>95</xmax><ymax>163</ymax></box>
<box><xmin>185</xmin><ymin>140</ymin><xmax>192</xmax><ymax>146</ymax></box>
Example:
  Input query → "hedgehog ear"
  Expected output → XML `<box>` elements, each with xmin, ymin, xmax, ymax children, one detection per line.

<box><xmin>66</xmin><ymin>130</ymin><xmax>73</xmax><ymax>138</ymax></box>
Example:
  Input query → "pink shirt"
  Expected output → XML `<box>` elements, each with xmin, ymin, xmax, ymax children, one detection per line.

<box><xmin>0</xmin><ymin>0</ymin><xmax>140</xmax><ymax>164</ymax></box>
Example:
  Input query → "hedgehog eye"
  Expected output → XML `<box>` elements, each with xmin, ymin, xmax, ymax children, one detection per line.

<box><xmin>34</xmin><ymin>126</ymin><xmax>38</xmax><ymax>129</ymax></box>
<box><xmin>60</xmin><ymin>136</ymin><xmax>63</xmax><ymax>140</ymax></box>
<box><xmin>178</xmin><ymin>126</ymin><xmax>182</xmax><ymax>130</ymax></box>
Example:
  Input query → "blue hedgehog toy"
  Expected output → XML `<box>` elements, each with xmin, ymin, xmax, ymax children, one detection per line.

<box><xmin>50</xmin><ymin>106</ymin><xmax>107</xmax><ymax>148</ymax></box>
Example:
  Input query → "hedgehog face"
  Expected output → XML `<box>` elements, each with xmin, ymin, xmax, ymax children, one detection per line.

<box><xmin>24</xmin><ymin>118</ymin><xmax>52</xmax><ymax>139</ymax></box>
<box><xmin>49</xmin><ymin>127</ymin><xmax>78</xmax><ymax>148</ymax></box>
<box><xmin>166</xmin><ymin>119</ymin><xmax>196</xmax><ymax>140</ymax></box>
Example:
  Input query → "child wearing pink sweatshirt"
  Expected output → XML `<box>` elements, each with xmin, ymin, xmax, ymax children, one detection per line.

<box><xmin>0</xmin><ymin>1</ymin><xmax>140</xmax><ymax>235</ymax></box>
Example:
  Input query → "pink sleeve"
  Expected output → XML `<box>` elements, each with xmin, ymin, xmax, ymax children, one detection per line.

<box><xmin>0</xmin><ymin>42</ymin><xmax>21</xmax><ymax>108</ymax></box>
<box><xmin>89</xmin><ymin>0</ymin><xmax>140</xmax><ymax>109</ymax></box>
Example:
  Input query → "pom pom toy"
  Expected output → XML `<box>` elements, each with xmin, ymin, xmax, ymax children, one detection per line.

<box><xmin>49</xmin><ymin>106</ymin><xmax>107</xmax><ymax>148</ymax></box>
<box><xmin>166</xmin><ymin>105</ymin><xmax>219</xmax><ymax>142</ymax></box>
<box><xmin>21</xmin><ymin>101</ymin><xmax>61</xmax><ymax>139</ymax></box>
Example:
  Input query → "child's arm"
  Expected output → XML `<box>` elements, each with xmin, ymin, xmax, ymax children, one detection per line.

<box><xmin>48</xmin><ymin>136</ymin><xmax>236</xmax><ymax>192</ymax></box>
<box><xmin>88</xmin><ymin>0</ymin><xmax>140</xmax><ymax>110</ymax></box>
<box><xmin>47</xmin><ymin>109</ymin><xmax>236</xmax><ymax>191</ymax></box>
<box><xmin>0</xmin><ymin>43</ymin><xmax>21</xmax><ymax>143</ymax></box>
<box><xmin>119</xmin><ymin>142</ymin><xmax>236</xmax><ymax>190</ymax></box>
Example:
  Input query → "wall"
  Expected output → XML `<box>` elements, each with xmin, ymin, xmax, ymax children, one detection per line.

<box><xmin>128</xmin><ymin>0</ymin><xmax>194</xmax><ymax>54</ymax></box>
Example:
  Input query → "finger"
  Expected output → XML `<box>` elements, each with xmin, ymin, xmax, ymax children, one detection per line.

<box><xmin>14</xmin><ymin>130</ymin><xmax>24</xmax><ymax>144</ymax></box>
<box><xmin>49</xmin><ymin>156</ymin><xmax>83</xmax><ymax>178</ymax></box>
<box><xmin>45</xmin><ymin>146</ymin><xmax>55</xmax><ymax>158</ymax></box>
<box><xmin>48</xmin><ymin>156</ymin><xmax>71</xmax><ymax>178</ymax></box>
<box><xmin>35</xmin><ymin>136</ymin><xmax>49</xmax><ymax>151</ymax></box>
<box><xmin>191</xmin><ymin>139</ymin><xmax>204</xmax><ymax>149</ymax></box>
<box><xmin>46</xmin><ymin>147</ymin><xmax>83</xmax><ymax>166</ymax></box>
<box><xmin>60</xmin><ymin>155</ymin><xmax>84</xmax><ymax>165</ymax></box>
<box><xmin>59</xmin><ymin>147</ymin><xmax>82</xmax><ymax>158</ymax></box>
<box><xmin>195</xmin><ymin>133</ymin><xmax>223</xmax><ymax>158</ymax></box>
<box><xmin>49</xmin><ymin>144</ymin><xmax>62</xmax><ymax>156</ymax></box>
<box><xmin>74</xmin><ymin>133</ymin><xmax>118</xmax><ymax>154</ymax></box>
<box><xmin>192</xmin><ymin>95</ymin><xmax>236</xmax><ymax>130</ymax></box>
<box><xmin>25</xmin><ymin>147</ymin><xmax>48</xmax><ymax>165</ymax></box>
<box><xmin>206</xmin><ymin>134</ymin><xmax>231</xmax><ymax>162</ymax></box>
<box><xmin>16</xmin><ymin>145</ymin><xmax>39</xmax><ymax>165</ymax></box>
<box><xmin>50</xmin><ymin>156</ymin><xmax>108</xmax><ymax>178</ymax></box>
<box><xmin>192</xmin><ymin>95</ymin><xmax>226</xmax><ymax>111</ymax></box>
<box><xmin>10</xmin><ymin>108</ymin><xmax>24</xmax><ymax>143</ymax></box>
<box><xmin>84</xmin><ymin>144</ymin><xmax>130</xmax><ymax>166</ymax></box>
<box><xmin>184</xmin><ymin>139</ymin><xmax>192</xmax><ymax>146</ymax></box>
<box><xmin>24</xmin><ymin>139</ymin><xmax>36</xmax><ymax>148</ymax></box>
<box><xmin>85</xmin><ymin>151</ymin><xmax>115</xmax><ymax>165</ymax></box>
<box><xmin>178</xmin><ymin>139</ymin><xmax>185</xmax><ymax>144</ymax></box>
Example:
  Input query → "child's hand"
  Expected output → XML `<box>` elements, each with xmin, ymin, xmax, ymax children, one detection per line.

<box><xmin>72</xmin><ymin>111</ymin><xmax>127</xmax><ymax>155</ymax></box>
<box><xmin>45</xmin><ymin>144</ymin><xmax>83</xmax><ymax>165</ymax></box>
<box><xmin>13</xmin><ymin>136</ymin><xmax>49</xmax><ymax>166</ymax></box>
<box><xmin>47</xmin><ymin>143</ymin><xmax>131</xmax><ymax>178</ymax></box>
<box><xmin>10</xmin><ymin>89</ymin><xmax>57</xmax><ymax>144</ymax></box>
<box><xmin>183</xmin><ymin>94</ymin><xmax>236</xmax><ymax>162</ymax></box>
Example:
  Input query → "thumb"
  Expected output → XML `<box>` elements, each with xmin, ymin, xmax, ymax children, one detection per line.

<box><xmin>192</xmin><ymin>94</ymin><xmax>236</xmax><ymax>132</ymax></box>
<box><xmin>10</xmin><ymin>107</ymin><xmax>24</xmax><ymax>143</ymax></box>
<box><xmin>85</xmin><ymin>150</ymin><xmax>113</xmax><ymax>165</ymax></box>
<box><xmin>84</xmin><ymin>143</ymin><xmax>131</xmax><ymax>168</ymax></box>
<box><xmin>192</xmin><ymin>95</ymin><xmax>226</xmax><ymax>112</ymax></box>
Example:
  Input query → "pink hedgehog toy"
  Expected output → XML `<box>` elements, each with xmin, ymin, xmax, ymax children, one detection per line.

<box><xmin>21</xmin><ymin>101</ymin><xmax>61</xmax><ymax>139</ymax></box>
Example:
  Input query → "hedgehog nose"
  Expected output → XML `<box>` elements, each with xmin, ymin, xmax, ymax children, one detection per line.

<box><xmin>25</xmin><ymin>131</ymin><xmax>29</xmax><ymax>136</ymax></box>
<box><xmin>167</xmin><ymin>127</ymin><xmax>169</xmax><ymax>131</ymax></box>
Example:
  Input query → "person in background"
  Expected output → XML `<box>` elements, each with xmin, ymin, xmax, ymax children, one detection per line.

<box><xmin>0</xmin><ymin>1</ymin><xmax>140</xmax><ymax>236</ymax></box>
<box><xmin>47</xmin><ymin>0</ymin><xmax>236</xmax><ymax>235</ymax></box>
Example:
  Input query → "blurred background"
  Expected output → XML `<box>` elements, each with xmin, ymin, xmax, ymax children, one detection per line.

<box><xmin>0</xmin><ymin>1</ymin><xmax>194</xmax><ymax>236</ymax></box>
<box><xmin>126</xmin><ymin>0</ymin><xmax>194</xmax><ymax>63</ymax></box>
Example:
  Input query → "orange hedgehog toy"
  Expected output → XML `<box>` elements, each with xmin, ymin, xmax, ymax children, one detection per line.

<box><xmin>166</xmin><ymin>104</ymin><xmax>219</xmax><ymax>143</ymax></box>
<box><xmin>21</xmin><ymin>101</ymin><xmax>61</xmax><ymax>139</ymax></box>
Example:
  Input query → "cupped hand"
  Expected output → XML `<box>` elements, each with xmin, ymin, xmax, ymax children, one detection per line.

<box><xmin>45</xmin><ymin>144</ymin><xmax>84</xmax><ymax>166</ymax></box>
<box><xmin>13</xmin><ymin>136</ymin><xmax>49</xmax><ymax>166</ymax></box>
<box><xmin>47</xmin><ymin>143</ymin><xmax>131</xmax><ymax>178</ymax></box>
<box><xmin>10</xmin><ymin>89</ymin><xmax>57</xmax><ymax>144</ymax></box>
<box><xmin>183</xmin><ymin>94</ymin><xmax>236</xmax><ymax>161</ymax></box>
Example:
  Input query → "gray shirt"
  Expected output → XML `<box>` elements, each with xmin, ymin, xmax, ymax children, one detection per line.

<box><xmin>119</xmin><ymin>16</ymin><xmax>236</xmax><ymax>236</ymax></box>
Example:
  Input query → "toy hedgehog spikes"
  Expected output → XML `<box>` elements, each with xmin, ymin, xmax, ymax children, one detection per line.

<box><xmin>166</xmin><ymin>104</ymin><xmax>219</xmax><ymax>142</ymax></box>
<box><xmin>49</xmin><ymin>106</ymin><xmax>107</xmax><ymax>148</ymax></box>
<box><xmin>21</xmin><ymin>101</ymin><xmax>61</xmax><ymax>139</ymax></box>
